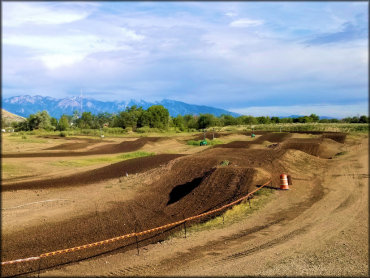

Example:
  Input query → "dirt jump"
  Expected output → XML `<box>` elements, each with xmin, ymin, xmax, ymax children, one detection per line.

<box><xmin>2</xmin><ymin>131</ymin><xmax>367</xmax><ymax>277</ymax></box>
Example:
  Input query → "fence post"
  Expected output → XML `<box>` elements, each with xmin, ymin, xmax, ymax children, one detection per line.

<box><xmin>134</xmin><ymin>224</ymin><xmax>139</xmax><ymax>255</ymax></box>
<box><xmin>37</xmin><ymin>257</ymin><xmax>42</xmax><ymax>278</ymax></box>
<box><xmin>183</xmin><ymin>214</ymin><xmax>187</xmax><ymax>238</ymax></box>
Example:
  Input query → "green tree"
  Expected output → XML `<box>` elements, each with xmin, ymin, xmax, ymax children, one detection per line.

<box><xmin>183</xmin><ymin>114</ymin><xmax>198</xmax><ymax>130</ymax></box>
<box><xmin>138</xmin><ymin>110</ymin><xmax>151</xmax><ymax>128</ymax></box>
<box><xmin>280</xmin><ymin>117</ymin><xmax>293</xmax><ymax>123</ymax></box>
<box><xmin>271</xmin><ymin>117</ymin><xmax>280</xmax><ymax>123</ymax></box>
<box><xmin>172</xmin><ymin>115</ymin><xmax>185</xmax><ymax>131</ymax></box>
<box><xmin>222</xmin><ymin>114</ymin><xmax>238</xmax><ymax>126</ymax></box>
<box><xmin>58</xmin><ymin>115</ymin><xmax>70</xmax><ymax>131</ymax></box>
<box><xmin>256</xmin><ymin>116</ymin><xmax>271</xmax><ymax>124</ymax></box>
<box><xmin>28</xmin><ymin>111</ymin><xmax>54</xmax><ymax>130</ymax></box>
<box><xmin>76</xmin><ymin>112</ymin><xmax>95</xmax><ymax>129</ymax></box>
<box><xmin>197</xmin><ymin>114</ymin><xmax>216</xmax><ymax>129</ymax></box>
<box><xmin>96</xmin><ymin>112</ymin><xmax>113</xmax><ymax>127</ymax></box>
<box><xmin>50</xmin><ymin>117</ymin><xmax>58</xmax><ymax>129</ymax></box>
<box><xmin>359</xmin><ymin>115</ymin><xmax>368</xmax><ymax>123</ymax></box>
<box><xmin>309</xmin><ymin>114</ymin><xmax>319</xmax><ymax>122</ymax></box>
<box><xmin>147</xmin><ymin>105</ymin><xmax>169</xmax><ymax>129</ymax></box>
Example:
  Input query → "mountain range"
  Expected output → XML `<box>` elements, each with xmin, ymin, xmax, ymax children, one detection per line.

<box><xmin>2</xmin><ymin>95</ymin><xmax>240</xmax><ymax>119</ymax></box>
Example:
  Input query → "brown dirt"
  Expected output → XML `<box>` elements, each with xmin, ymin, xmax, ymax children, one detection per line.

<box><xmin>37</xmin><ymin>134</ymin><xmax>367</xmax><ymax>277</ymax></box>
<box><xmin>192</xmin><ymin>132</ymin><xmax>234</xmax><ymax>140</ymax></box>
<box><xmin>3</xmin><ymin>137</ymin><xmax>164</xmax><ymax>158</ymax></box>
<box><xmin>2</xmin><ymin>131</ymin><xmax>367</xmax><ymax>277</ymax></box>
<box><xmin>212</xmin><ymin>132</ymin><xmax>292</xmax><ymax>149</ymax></box>
<box><xmin>281</xmin><ymin>138</ymin><xmax>342</xmax><ymax>158</ymax></box>
<box><xmin>2</xmin><ymin>154</ymin><xmax>183</xmax><ymax>191</ymax></box>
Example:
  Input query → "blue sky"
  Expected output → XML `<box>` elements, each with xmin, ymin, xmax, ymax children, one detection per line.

<box><xmin>2</xmin><ymin>1</ymin><xmax>368</xmax><ymax>117</ymax></box>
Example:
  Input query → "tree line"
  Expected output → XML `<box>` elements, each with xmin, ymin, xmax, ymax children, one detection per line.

<box><xmin>10</xmin><ymin>105</ymin><xmax>369</xmax><ymax>132</ymax></box>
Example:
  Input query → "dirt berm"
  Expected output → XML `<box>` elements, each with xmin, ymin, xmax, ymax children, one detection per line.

<box><xmin>2</xmin><ymin>154</ymin><xmax>183</xmax><ymax>191</ymax></box>
<box><xmin>3</xmin><ymin>137</ymin><xmax>164</xmax><ymax>158</ymax></box>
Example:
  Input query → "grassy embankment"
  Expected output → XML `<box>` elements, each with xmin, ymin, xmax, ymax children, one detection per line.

<box><xmin>170</xmin><ymin>187</ymin><xmax>275</xmax><ymax>238</ymax></box>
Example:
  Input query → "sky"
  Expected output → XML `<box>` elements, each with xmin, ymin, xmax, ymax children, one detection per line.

<box><xmin>2</xmin><ymin>1</ymin><xmax>368</xmax><ymax>117</ymax></box>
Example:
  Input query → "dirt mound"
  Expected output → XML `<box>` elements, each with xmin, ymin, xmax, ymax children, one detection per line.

<box><xmin>2</xmin><ymin>154</ymin><xmax>183</xmax><ymax>191</ymax></box>
<box><xmin>45</xmin><ymin>142</ymin><xmax>95</xmax><ymax>151</ymax></box>
<box><xmin>3</xmin><ymin>137</ymin><xmax>164</xmax><ymax>158</ymax></box>
<box><xmin>165</xmin><ymin>167</ymin><xmax>260</xmax><ymax>212</ymax></box>
<box><xmin>213</xmin><ymin>141</ymin><xmax>253</xmax><ymax>148</ymax></box>
<box><xmin>212</xmin><ymin>133</ymin><xmax>291</xmax><ymax>149</ymax></box>
<box><xmin>281</xmin><ymin>138</ymin><xmax>341</xmax><ymax>159</ymax></box>
<box><xmin>43</xmin><ymin>137</ymin><xmax>112</xmax><ymax>150</ymax></box>
<box><xmin>256</xmin><ymin>132</ymin><xmax>292</xmax><ymax>143</ymax></box>
<box><xmin>192</xmin><ymin>132</ymin><xmax>233</xmax><ymax>140</ymax></box>
<box><xmin>238</xmin><ymin>131</ymin><xmax>269</xmax><ymax>136</ymax></box>
<box><xmin>321</xmin><ymin>132</ymin><xmax>347</xmax><ymax>143</ymax></box>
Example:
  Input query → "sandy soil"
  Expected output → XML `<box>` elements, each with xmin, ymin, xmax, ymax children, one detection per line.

<box><xmin>1</xmin><ymin>132</ymin><xmax>368</xmax><ymax>277</ymax></box>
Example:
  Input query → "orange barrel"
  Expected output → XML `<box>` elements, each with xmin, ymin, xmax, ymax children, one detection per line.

<box><xmin>280</xmin><ymin>174</ymin><xmax>289</xmax><ymax>190</ymax></box>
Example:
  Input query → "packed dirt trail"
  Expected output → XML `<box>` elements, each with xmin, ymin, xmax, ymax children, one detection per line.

<box><xmin>31</xmin><ymin>134</ymin><xmax>368</xmax><ymax>277</ymax></box>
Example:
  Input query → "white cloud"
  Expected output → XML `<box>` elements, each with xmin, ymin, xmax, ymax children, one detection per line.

<box><xmin>225</xmin><ymin>12</ymin><xmax>237</xmax><ymax>17</ymax></box>
<box><xmin>2</xmin><ymin>2</ymin><xmax>93</xmax><ymax>26</ymax></box>
<box><xmin>3</xmin><ymin>30</ymin><xmax>142</xmax><ymax>69</ymax></box>
<box><xmin>39</xmin><ymin>54</ymin><xmax>85</xmax><ymax>69</ymax></box>
<box><xmin>230</xmin><ymin>18</ymin><xmax>263</xmax><ymax>28</ymax></box>
<box><xmin>120</xmin><ymin>27</ymin><xmax>145</xmax><ymax>41</ymax></box>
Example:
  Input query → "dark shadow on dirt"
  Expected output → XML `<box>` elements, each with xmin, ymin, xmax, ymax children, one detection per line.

<box><xmin>167</xmin><ymin>176</ymin><xmax>204</xmax><ymax>205</ymax></box>
<box><xmin>167</xmin><ymin>169</ymin><xmax>215</xmax><ymax>205</ymax></box>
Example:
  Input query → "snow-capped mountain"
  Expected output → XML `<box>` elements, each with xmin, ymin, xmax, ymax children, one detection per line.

<box><xmin>2</xmin><ymin>95</ymin><xmax>240</xmax><ymax>118</ymax></box>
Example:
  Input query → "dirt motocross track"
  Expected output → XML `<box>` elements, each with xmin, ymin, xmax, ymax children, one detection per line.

<box><xmin>1</xmin><ymin>131</ymin><xmax>368</xmax><ymax>277</ymax></box>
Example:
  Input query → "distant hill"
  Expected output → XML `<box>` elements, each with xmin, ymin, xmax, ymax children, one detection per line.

<box><xmin>2</xmin><ymin>95</ymin><xmax>240</xmax><ymax>119</ymax></box>
<box><xmin>2</xmin><ymin>109</ymin><xmax>26</xmax><ymax>126</ymax></box>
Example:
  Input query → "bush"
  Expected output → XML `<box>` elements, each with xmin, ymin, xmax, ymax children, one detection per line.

<box><xmin>59</xmin><ymin>131</ymin><xmax>67</xmax><ymax>137</ymax></box>
<box><xmin>136</xmin><ymin>126</ymin><xmax>161</xmax><ymax>133</ymax></box>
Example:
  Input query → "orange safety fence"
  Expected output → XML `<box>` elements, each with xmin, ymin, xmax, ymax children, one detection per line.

<box><xmin>1</xmin><ymin>178</ymin><xmax>272</xmax><ymax>266</ymax></box>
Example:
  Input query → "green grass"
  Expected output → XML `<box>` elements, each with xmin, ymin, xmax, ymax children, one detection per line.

<box><xmin>51</xmin><ymin>151</ymin><xmax>155</xmax><ymax>167</ymax></box>
<box><xmin>186</xmin><ymin>138</ymin><xmax>224</xmax><ymax>146</ymax></box>
<box><xmin>7</xmin><ymin>135</ymin><xmax>48</xmax><ymax>144</ymax></box>
<box><xmin>2</xmin><ymin>162</ymin><xmax>35</xmax><ymax>178</ymax></box>
<box><xmin>170</xmin><ymin>187</ymin><xmax>274</xmax><ymax>238</ymax></box>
